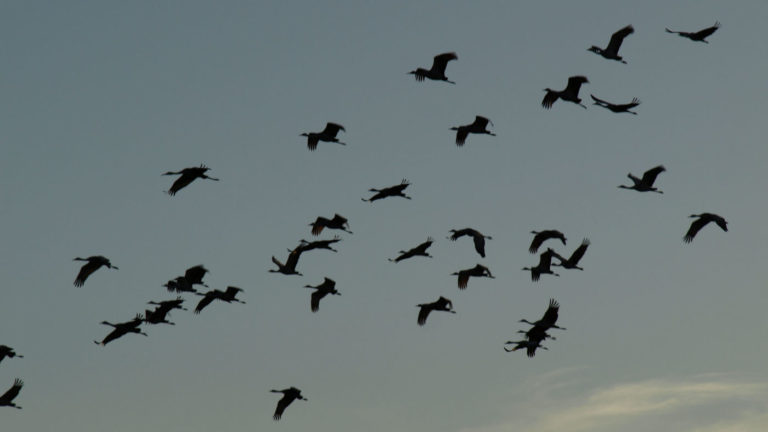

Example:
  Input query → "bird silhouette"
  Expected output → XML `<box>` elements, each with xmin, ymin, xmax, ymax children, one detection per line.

<box><xmin>301</xmin><ymin>122</ymin><xmax>346</xmax><ymax>151</ymax></box>
<box><xmin>194</xmin><ymin>286</ymin><xmax>245</xmax><ymax>314</ymax></box>
<box><xmin>162</xmin><ymin>164</ymin><xmax>219</xmax><ymax>196</ymax></box>
<box><xmin>684</xmin><ymin>213</ymin><xmax>728</xmax><ymax>243</ymax></box>
<box><xmin>519</xmin><ymin>299</ymin><xmax>566</xmax><ymax>331</ymax></box>
<box><xmin>310</xmin><ymin>214</ymin><xmax>352</xmax><ymax>236</ymax></box>
<box><xmin>73</xmin><ymin>255</ymin><xmax>118</xmax><ymax>287</ymax></box>
<box><xmin>522</xmin><ymin>249</ymin><xmax>560</xmax><ymax>282</ymax></box>
<box><xmin>529</xmin><ymin>230</ymin><xmax>567</xmax><ymax>253</ymax></box>
<box><xmin>362</xmin><ymin>179</ymin><xmax>412</xmax><ymax>202</ymax></box>
<box><xmin>666</xmin><ymin>21</ymin><xmax>720</xmax><ymax>43</ymax></box>
<box><xmin>542</xmin><ymin>76</ymin><xmax>589</xmax><ymax>109</ymax></box>
<box><xmin>618</xmin><ymin>165</ymin><xmax>665</xmax><ymax>193</ymax></box>
<box><xmin>147</xmin><ymin>297</ymin><xmax>187</xmax><ymax>313</ymax></box>
<box><xmin>389</xmin><ymin>237</ymin><xmax>434</xmax><ymax>263</ymax></box>
<box><xmin>292</xmin><ymin>236</ymin><xmax>342</xmax><ymax>254</ymax></box>
<box><xmin>270</xmin><ymin>251</ymin><xmax>303</xmax><ymax>276</ymax></box>
<box><xmin>451</xmin><ymin>116</ymin><xmax>495</xmax><ymax>146</ymax></box>
<box><xmin>416</xmin><ymin>296</ymin><xmax>456</xmax><ymax>326</ymax></box>
<box><xmin>591</xmin><ymin>95</ymin><xmax>641</xmax><ymax>114</ymax></box>
<box><xmin>0</xmin><ymin>345</ymin><xmax>23</xmax><ymax>364</ymax></box>
<box><xmin>408</xmin><ymin>52</ymin><xmax>458</xmax><ymax>84</ymax></box>
<box><xmin>503</xmin><ymin>339</ymin><xmax>548</xmax><ymax>357</ymax></box>
<box><xmin>551</xmin><ymin>238</ymin><xmax>590</xmax><ymax>270</ymax></box>
<box><xmin>588</xmin><ymin>25</ymin><xmax>634</xmax><ymax>63</ymax></box>
<box><xmin>270</xmin><ymin>387</ymin><xmax>306</xmax><ymax>421</ymax></box>
<box><xmin>451</xmin><ymin>264</ymin><xmax>494</xmax><ymax>289</ymax></box>
<box><xmin>144</xmin><ymin>307</ymin><xmax>176</xmax><ymax>325</ymax></box>
<box><xmin>94</xmin><ymin>314</ymin><xmax>147</xmax><ymax>346</ymax></box>
<box><xmin>163</xmin><ymin>276</ymin><xmax>198</xmax><ymax>294</ymax></box>
<box><xmin>447</xmin><ymin>228</ymin><xmax>492</xmax><ymax>258</ymax></box>
<box><xmin>304</xmin><ymin>277</ymin><xmax>341</xmax><ymax>313</ymax></box>
<box><xmin>0</xmin><ymin>379</ymin><xmax>23</xmax><ymax>409</ymax></box>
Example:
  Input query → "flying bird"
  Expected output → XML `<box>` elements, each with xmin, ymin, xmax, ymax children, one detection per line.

<box><xmin>184</xmin><ymin>265</ymin><xmax>209</xmax><ymax>287</ymax></box>
<box><xmin>194</xmin><ymin>286</ymin><xmax>245</xmax><ymax>314</ymax></box>
<box><xmin>519</xmin><ymin>299</ymin><xmax>566</xmax><ymax>331</ymax></box>
<box><xmin>362</xmin><ymin>179</ymin><xmax>412</xmax><ymax>202</ymax></box>
<box><xmin>447</xmin><ymin>228</ymin><xmax>492</xmax><ymax>258</ymax></box>
<box><xmin>588</xmin><ymin>25</ymin><xmax>634</xmax><ymax>63</ymax></box>
<box><xmin>542</xmin><ymin>76</ymin><xmax>589</xmax><ymax>109</ymax></box>
<box><xmin>163</xmin><ymin>276</ymin><xmax>198</xmax><ymax>294</ymax></box>
<box><xmin>73</xmin><ymin>255</ymin><xmax>118</xmax><ymax>287</ymax></box>
<box><xmin>666</xmin><ymin>21</ymin><xmax>720</xmax><ymax>43</ymax></box>
<box><xmin>684</xmin><ymin>213</ymin><xmax>728</xmax><ymax>243</ymax></box>
<box><xmin>451</xmin><ymin>264</ymin><xmax>494</xmax><ymax>289</ymax></box>
<box><xmin>522</xmin><ymin>249</ymin><xmax>560</xmax><ymax>282</ymax></box>
<box><xmin>144</xmin><ymin>307</ymin><xmax>175</xmax><ymax>325</ymax></box>
<box><xmin>551</xmin><ymin>238</ymin><xmax>590</xmax><ymax>270</ymax></box>
<box><xmin>0</xmin><ymin>345</ymin><xmax>23</xmax><ymax>364</ymax></box>
<box><xmin>162</xmin><ymin>164</ymin><xmax>219</xmax><ymax>196</ymax></box>
<box><xmin>270</xmin><ymin>387</ymin><xmax>307</xmax><ymax>421</ymax></box>
<box><xmin>389</xmin><ymin>237</ymin><xmax>434</xmax><ymax>263</ymax></box>
<box><xmin>301</xmin><ymin>122</ymin><xmax>346</xmax><ymax>151</ymax></box>
<box><xmin>416</xmin><ymin>296</ymin><xmax>456</xmax><ymax>326</ymax></box>
<box><xmin>269</xmin><ymin>251</ymin><xmax>303</xmax><ymax>276</ymax></box>
<box><xmin>310</xmin><ymin>214</ymin><xmax>352</xmax><ymax>236</ymax></box>
<box><xmin>451</xmin><ymin>116</ymin><xmax>495</xmax><ymax>146</ymax></box>
<box><xmin>503</xmin><ymin>339</ymin><xmax>548</xmax><ymax>357</ymax></box>
<box><xmin>94</xmin><ymin>314</ymin><xmax>147</xmax><ymax>346</ymax></box>
<box><xmin>529</xmin><ymin>230</ymin><xmax>567</xmax><ymax>253</ymax></box>
<box><xmin>147</xmin><ymin>297</ymin><xmax>187</xmax><ymax>313</ymax></box>
<box><xmin>591</xmin><ymin>95</ymin><xmax>641</xmax><ymax>114</ymax></box>
<box><xmin>408</xmin><ymin>52</ymin><xmax>458</xmax><ymax>84</ymax></box>
<box><xmin>292</xmin><ymin>236</ymin><xmax>342</xmax><ymax>254</ymax></box>
<box><xmin>304</xmin><ymin>277</ymin><xmax>341</xmax><ymax>313</ymax></box>
<box><xmin>0</xmin><ymin>379</ymin><xmax>23</xmax><ymax>409</ymax></box>
<box><xmin>618</xmin><ymin>165</ymin><xmax>665</xmax><ymax>193</ymax></box>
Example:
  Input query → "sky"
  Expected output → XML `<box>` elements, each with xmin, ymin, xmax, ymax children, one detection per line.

<box><xmin>2</xmin><ymin>1</ymin><xmax>768</xmax><ymax>431</ymax></box>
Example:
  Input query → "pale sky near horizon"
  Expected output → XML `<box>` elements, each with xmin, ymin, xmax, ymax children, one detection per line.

<box><xmin>2</xmin><ymin>1</ymin><xmax>768</xmax><ymax>431</ymax></box>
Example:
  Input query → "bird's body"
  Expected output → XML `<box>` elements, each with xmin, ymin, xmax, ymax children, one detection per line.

<box><xmin>362</xmin><ymin>179</ymin><xmax>412</xmax><ymax>202</ymax></box>
<box><xmin>293</xmin><ymin>236</ymin><xmax>342</xmax><ymax>253</ymax></box>
<box><xmin>542</xmin><ymin>76</ymin><xmax>589</xmax><ymax>109</ymax></box>
<box><xmin>73</xmin><ymin>255</ymin><xmax>118</xmax><ymax>287</ymax></box>
<box><xmin>144</xmin><ymin>308</ymin><xmax>175</xmax><ymax>325</ymax></box>
<box><xmin>147</xmin><ymin>297</ymin><xmax>187</xmax><ymax>314</ymax></box>
<box><xmin>451</xmin><ymin>264</ymin><xmax>494</xmax><ymax>289</ymax></box>
<box><xmin>551</xmin><ymin>239</ymin><xmax>590</xmax><ymax>270</ymax></box>
<box><xmin>523</xmin><ymin>249</ymin><xmax>560</xmax><ymax>282</ymax></box>
<box><xmin>162</xmin><ymin>164</ymin><xmax>219</xmax><ymax>196</ymax></box>
<box><xmin>409</xmin><ymin>52</ymin><xmax>458</xmax><ymax>84</ymax></box>
<box><xmin>503</xmin><ymin>339</ymin><xmax>548</xmax><ymax>357</ymax></box>
<box><xmin>0</xmin><ymin>345</ymin><xmax>23</xmax><ymax>364</ymax></box>
<box><xmin>184</xmin><ymin>265</ymin><xmax>209</xmax><ymax>287</ymax></box>
<box><xmin>304</xmin><ymin>277</ymin><xmax>340</xmax><ymax>313</ymax></box>
<box><xmin>270</xmin><ymin>387</ymin><xmax>306</xmax><ymax>421</ymax></box>
<box><xmin>666</xmin><ymin>22</ymin><xmax>720</xmax><ymax>43</ymax></box>
<box><xmin>529</xmin><ymin>230</ymin><xmax>567</xmax><ymax>253</ymax></box>
<box><xmin>519</xmin><ymin>299</ymin><xmax>566</xmax><ymax>331</ymax></box>
<box><xmin>270</xmin><ymin>251</ymin><xmax>303</xmax><ymax>276</ymax></box>
<box><xmin>619</xmin><ymin>165</ymin><xmax>665</xmax><ymax>193</ymax></box>
<box><xmin>416</xmin><ymin>296</ymin><xmax>456</xmax><ymax>326</ymax></box>
<box><xmin>310</xmin><ymin>214</ymin><xmax>352</xmax><ymax>236</ymax></box>
<box><xmin>451</xmin><ymin>116</ymin><xmax>495</xmax><ymax>146</ymax></box>
<box><xmin>301</xmin><ymin>122</ymin><xmax>346</xmax><ymax>151</ymax></box>
<box><xmin>591</xmin><ymin>94</ymin><xmax>641</xmax><ymax>114</ymax></box>
<box><xmin>588</xmin><ymin>25</ymin><xmax>634</xmax><ymax>63</ymax></box>
<box><xmin>447</xmin><ymin>228</ymin><xmax>492</xmax><ymax>258</ymax></box>
<box><xmin>95</xmin><ymin>314</ymin><xmax>147</xmax><ymax>346</ymax></box>
<box><xmin>163</xmin><ymin>276</ymin><xmax>198</xmax><ymax>294</ymax></box>
<box><xmin>194</xmin><ymin>286</ymin><xmax>245</xmax><ymax>314</ymax></box>
<box><xmin>684</xmin><ymin>213</ymin><xmax>728</xmax><ymax>243</ymax></box>
<box><xmin>389</xmin><ymin>237</ymin><xmax>434</xmax><ymax>263</ymax></box>
<box><xmin>0</xmin><ymin>379</ymin><xmax>23</xmax><ymax>409</ymax></box>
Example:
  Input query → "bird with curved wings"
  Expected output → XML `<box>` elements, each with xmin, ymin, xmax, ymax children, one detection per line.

<box><xmin>618</xmin><ymin>165</ymin><xmax>665</xmax><ymax>193</ymax></box>
<box><xmin>73</xmin><ymin>255</ymin><xmax>118</xmax><ymax>287</ymax></box>
<box><xmin>310</xmin><ymin>214</ymin><xmax>352</xmax><ymax>236</ymax></box>
<box><xmin>684</xmin><ymin>213</ymin><xmax>728</xmax><ymax>243</ymax></box>
<box><xmin>451</xmin><ymin>116</ymin><xmax>495</xmax><ymax>146</ymax></box>
<box><xmin>523</xmin><ymin>249</ymin><xmax>560</xmax><ymax>282</ymax></box>
<box><xmin>666</xmin><ymin>21</ymin><xmax>720</xmax><ymax>43</ymax></box>
<box><xmin>162</xmin><ymin>164</ymin><xmax>219</xmax><ymax>196</ymax></box>
<box><xmin>417</xmin><ymin>296</ymin><xmax>456</xmax><ymax>326</ymax></box>
<box><xmin>529</xmin><ymin>230</ymin><xmax>567</xmax><ymax>253</ymax></box>
<box><xmin>270</xmin><ymin>387</ymin><xmax>306</xmax><ymax>421</ymax></box>
<box><xmin>362</xmin><ymin>179</ymin><xmax>412</xmax><ymax>202</ymax></box>
<box><xmin>269</xmin><ymin>249</ymin><xmax>303</xmax><ymax>276</ymax></box>
<box><xmin>542</xmin><ymin>76</ymin><xmax>589</xmax><ymax>109</ymax></box>
<box><xmin>194</xmin><ymin>286</ymin><xmax>245</xmax><ymax>314</ymax></box>
<box><xmin>301</xmin><ymin>122</ymin><xmax>346</xmax><ymax>151</ymax></box>
<box><xmin>94</xmin><ymin>314</ymin><xmax>147</xmax><ymax>346</ymax></box>
<box><xmin>389</xmin><ymin>237</ymin><xmax>434</xmax><ymax>263</ymax></box>
<box><xmin>304</xmin><ymin>277</ymin><xmax>340</xmax><ymax>313</ymax></box>
<box><xmin>0</xmin><ymin>378</ymin><xmax>23</xmax><ymax>409</ymax></box>
<box><xmin>451</xmin><ymin>264</ymin><xmax>494</xmax><ymax>289</ymax></box>
<box><xmin>408</xmin><ymin>52</ymin><xmax>458</xmax><ymax>84</ymax></box>
<box><xmin>591</xmin><ymin>95</ymin><xmax>641</xmax><ymax>114</ymax></box>
<box><xmin>551</xmin><ymin>238</ymin><xmax>590</xmax><ymax>270</ymax></box>
<box><xmin>447</xmin><ymin>228</ymin><xmax>492</xmax><ymax>258</ymax></box>
<box><xmin>588</xmin><ymin>25</ymin><xmax>634</xmax><ymax>63</ymax></box>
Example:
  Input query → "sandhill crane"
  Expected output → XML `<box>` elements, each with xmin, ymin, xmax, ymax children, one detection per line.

<box><xmin>416</xmin><ymin>296</ymin><xmax>456</xmax><ymax>326</ymax></box>
<box><xmin>310</xmin><ymin>214</ymin><xmax>352</xmax><ymax>236</ymax></box>
<box><xmin>588</xmin><ymin>25</ymin><xmax>634</xmax><ymax>63</ymax></box>
<box><xmin>162</xmin><ymin>164</ymin><xmax>219</xmax><ymax>196</ymax></box>
<box><xmin>619</xmin><ymin>165</ymin><xmax>665</xmax><ymax>193</ymax></box>
<box><xmin>94</xmin><ymin>314</ymin><xmax>147</xmax><ymax>346</ymax></box>
<box><xmin>362</xmin><ymin>179</ymin><xmax>411</xmax><ymax>202</ymax></box>
<box><xmin>184</xmin><ymin>265</ymin><xmax>209</xmax><ymax>287</ymax></box>
<box><xmin>591</xmin><ymin>95</ymin><xmax>641</xmax><ymax>114</ymax></box>
<box><xmin>503</xmin><ymin>339</ymin><xmax>548</xmax><ymax>357</ymax></box>
<box><xmin>522</xmin><ymin>249</ymin><xmax>560</xmax><ymax>282</ymax></box>
<box><xmin>389</xmin><ymin>237</ymin><xmax>434</xmax><ymax>263</ymax></box>
<box><xmin>517</xmin><ymin>325</ymin><xmax>557</xmax><ymax>343</ymax></box>
<box><xmin>451</xmin><ymin>264</ymin><xmax>494</xmax><ymax>290</ymax></box>
<box><xmin>684</xmin><ymin>213</ymin><xmax>728</xmax><ymax>243</ymax></box>
<box><xmin>529</xmin><ymin>230</ymin><xmax>567</xmax><ymax>253</ymax></box>
<box><xmin>293</xmin><ymin>236</ymin><xmax>342</xmax><ymax>254</ymax></box>
<box><xmin>304</xmin><ymin>277</ymin><xmax>341</xmax><ymax>313</ymax></box>
<box><xmin>0</xmin><ymin>379</ymin><xmax>23</xmax><ymax>409</ymax></box>
<box><xmin>666</xmin><ymin>21</ymin><xmax>720</xmax><ymax>43</ymax></box>
<box><xmin>301</xmin><ymin>123</ymin><xmax>346</xmax><ymax>151</ymax></box>
<box><xmin>269</xmin><ymin>250</ymin><xmax>303</xmax><ymax>276</ymax></box>
<box><xmin>144</xmin><ymin>308</ymin><xmax>175</xmax><ymax>325</ymax></box>
<box><xmin>163</xmin><ymin>276</ymin><xmax>198</xmax><ymax>294</ymax></box>
<box><xmin>270</xmin><ymin>387</ymin><xmax>306</xmax><ymax>421</ymax></box>
<box><xmin>408</xmin><ymin>52</ymin><xmax>458</xmax><ymax>84</ymax></box>
<box><xmin>73</xmin><ymin>255</ymin><xmax>118</xmax><ymax>287</ymax></box>
<box><xmin>0</xmin><ymin>345</ymin><xmax>23</xmax><ymax>364</ymax></box>
<box><xmin>447</xmin><ymin>228</ymin><xmax>492</xmax><ymax>258</ymax></box>
<box><xmin>519</xmin><ymin>299</ymin><xmax>566</xmax><ymax>331</ymax></box>
<box><xmin>451</xmin><ymin>116</ymin><xmax>495</xmax><ymax>146</ymax></box>
<box><xmin>194</xmin><ymin>286</ymin><xmax>245</xmax><ymax>314</ymax></box>
<box><xmin>147</xmin><ymin>297</ymin><xmax>187</xmax><ymax>313</ymax></box>
<box><xmin>542</xmin><ymin>76</ymin><xmax>589</xmax><ymax>109</ymax></box>
<box><xmin>552</xmin><ymin>238</ymin><xmax>590</xmax><ymax>270</ymax></box>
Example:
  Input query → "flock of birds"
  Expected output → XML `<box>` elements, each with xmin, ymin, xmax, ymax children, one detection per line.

<box><xmin>1</xmin><ymin>20</ymin><xmax>729</xmax><ymax>422</ymax></box>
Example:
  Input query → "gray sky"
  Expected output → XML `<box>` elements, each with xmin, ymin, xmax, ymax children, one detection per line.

<box><xmin>2</xmin><ymin>1</ymin><xmax>768</xmax><ymax>431</ymax></box>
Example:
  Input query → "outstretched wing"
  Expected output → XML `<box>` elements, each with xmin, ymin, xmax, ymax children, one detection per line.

<box><xmin>455</xmin><ymin>128</ymin><xmax>469</xmax><ymax>146</ymax></box>
<box><xmin>541</xmin><ymin>90</ymin><xmax>559</xmax><ymax>109</ymax></box>
<box><xmin>640</xmin><ymin>165</ymin><xmax>665</xmax><ymax>186</ymax></box>
<box><xmin>684</xmin><ymin>218</ymin><xmax>709</xmax><ymax>243</ymax></box>
<box><xmin>568</xmin><ymin>239</ymin><xmax>590</xmax><ymax>265</ymax></box>
<box><xmin>431</xmin><ymin>52</ymin><xmax>458</xmax><ymax>73</ymax></box>
<box><xmin>168</xmin><ymin>173</ymin><xmax>196</xmax><ymax>196</ymax></box>
<box><xmin>541</xmin><ymin>299</ymin><xmax>560</xmax><ymax>327</ymax></box>
<box><xmin>0</xmin><ymin>379</ymin><xmax>22</xmax><ymax>404</ymax></box>
<box><xmin>692</xmin><ymin>22</ymin><xmax>720</xmax><ymax>39</ymax></box>
<box><xmin>74</xmin><ymin>262</ymin><xmax>100</xmax><ymax>287</ymax></box>
<box><xmin>194</xmin><ymin>293</ymin><xmax>217</xmax><ymax>314</ymax></box>
<box><xmin>605</xmin><ymin>25</ymin><xmax>634</xmax><ymax>55</ymax></box>
<box><xmin>590</xmin><ymin>94</ymin><xmax>609</xmax><ymax>105</ymax></box>
<box><xmin>472</xmin><ymin>235</ymin><xmax>486</xmax><ymax>258</ymax></box>
<box><xmin>273</xmin><ymin>394</ymin><xmax>294</xmax><ymax>421</ymax></box>
<box><xmin>322</xmin><ymin>122</ymin><xmax>345</xmax><ymax>137</ymax></box>
<box><xmin>417</xmin><ymin>305</ymin><xmax>431</xmax><ymax>326</ymax></box>
<box><xmin>565</xmin><ymin>76</ymin><xmax>587</xmax><ymax>95</ymax></box>
<box><xmin>310</xmin><ymin>290</ymin><xmax>326</xmax><ymax>313</ymax></box>
<box><xmin>457</xmin><ymin>271</ymin><xmax>470</xmax><ymax>290</ymax></box>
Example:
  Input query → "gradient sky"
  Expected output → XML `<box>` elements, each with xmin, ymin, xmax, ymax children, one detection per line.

<box><xmin>2</xmin><ymin>1</ymin><xmax>768</xmax><ymax>431</ymax></box>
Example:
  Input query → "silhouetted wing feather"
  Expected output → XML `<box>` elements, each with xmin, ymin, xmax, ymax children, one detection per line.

<box><xmin>322</xmin><ymin>122</ymin><xmax>345</xmax><ymax>137</ymax></box>
<box><xmin>641</xmin><ymin>165</ymin><xmax>665</xmax><ymax>185</ymax></box>
<box><xmin>605</xmin><ymin>25</ymin><xmax>634</xmax><ymax>55</ymax></box>
<box><xmin>432</xmin><ymin>52</ymin><xmax>457</xmax><ymax>73</ymax></box>
<box><xmin>273</xmin><ymin>395</ymin><xmax>294</xmax><ymax>421</ymax></box>
<box><xmin>692</xmin><ymin>23</ymin><xmax>719</xmax><ymax>39</ymax></box>
<box><xmin>569</xmin><ymin>240</ymin><xmax>590</xmax><ymax>265</ymax></box>
<box><xmin>457</xmin><ymin>272</ymin><xmax>469</xmax><ymax>289</ymax></box>
<box><xmin>590</xmin><ymin>94</ymin><xmax>608</xmax><ymax>105</ymax></box>
<box><xmin>455</xmin><ymin>129</ymin><xmax>469</xmax><ymax>146</ymax></box>
<box><xmin>474</xmin><ymin>116</ymin><xmax>491</xmax><ymax>129</ymax></box>
<box><xmin>0</xmin><ymin>379</ymin><xmax>22</xmax><ymax>404</ymax></box>
<box><xmin>541</xmin><ymin>299</ymin><xmax>560</xmax><ymax>326</ymax></box>
<box><xmin>541</xmin><ymin>90</ymin><xmax>559</xmax><ymax>109</ymax></box>
<box><xmin>307</xmin><ymin>135</ymin><xmax>319</xmax><ymax>151</ymax></box>
<box><xmin>417</xmin><ymin>306</ymin><xmax>431</xmax><ymax>326</ymax></box>
<box><xmin>684</xmin><ymin>218</ymin><xmax>709</xmax><ymax>243</ymax></box>
<box><xmin>194</xmin><ymin>294</ymin><xmax>216</xmax><ymax>314</ymax></box>
<box><xmin>285</xmin><ymin>250</ymin><xmax>301</xmax><ymax>270</ymax></box>
<box><xmin>565</xmin><ymin>76</ymin><xmax>586</xmax><ymax>94</ymax></box>
<box><xmin>74</xmin><ymin>262</ymin><xmax>100</xmax><ymax>287</ymax></box>
<box><xmin>310</xmin><ymin>290</ymin><xmax>324</xmax><ymax>312</ymax></box>
<box><xmin>473</xmin><ymin>235</ymin><xmax>486</xmax><ymax>258</ymax></box>
<box><xmin>168</xmin><ymin>173</ymin><xmax>196</xmax><ymax>195</ymax></box>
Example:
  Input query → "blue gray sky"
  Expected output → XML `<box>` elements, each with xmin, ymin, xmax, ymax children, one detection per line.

<box><xmin>2</xmin><ymin>1</ymin><xmax>768</xmax><ymax>431</ymax></box>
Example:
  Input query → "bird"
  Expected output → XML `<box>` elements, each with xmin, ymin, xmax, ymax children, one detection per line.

<box><xmin>310</xmin><ymin>214</ymin><xmax>352</xmax><ymax>236</ymax></box>
<box><xmin>451</xmin><ymin>116</ymin><xmax>495</xmax><ymax>146</ymax></box>
<box><xmin>194</xmin><ymin>286</ymin><xmax>246</xmax><ymax>314</ymax></box>
<box><xmin>270</xmin><ymin>387</ymin><xmax>307</xmax><ymax>421</ymax></box>
<box><xmin>591</xmin><ymin>95</ymin><xmax>641</xmax><ymax>114</ymax></box>
<box><xmin>408</xmin><ymin>52</ymin><xmax>458</xmax><ymax>84</ymax></box>
<box><xmin>519</xmin><ymin>298</ymin><xmax>566</xmax><ymax>331</ymax></box>
<box><xmin>0</xmin><ymin>345</ymin><xmax>23</xmax><ymax>364</ymax></box>
<box><xmin>542</xmin><ymin>76</ymin><xmax>589</xmax><ymax>109</ymax></box>
<box><xmin>162</xmin><ymin>164</ymin><xmax>219</xmax><ymax>196</ymax></box>
<box><xmin>269</xmin><ymin>251</ymin><xmax>303</xmax><ymax>276</ymax></box>
<box><xmin>447</xmin><ymin>228</ymin><xmax>492</xmax><ymax>258</ymax></box>
<box><xmin>389</xmin><ymin>237</ymin><xmax>434</xmax><ymax>263</ymax></box>
<box><xmin>362</xmin><ymin>179</ymin><xmax>411</xmax><ymax>202</ymax></box>
<box><xmin>666</xmin><ymin>21</ymin><xmax>720</xmax><ymax>43</ymax></box>
<box><xmin>0</xmin><ymin>379</ymin><xmax>23</xmax><ymax>409</ymax></box>
<box><xmin>451</xmin><ymin>264</ymin><xmax>494</xmax><ymax>289</ymax></box>
<box><xmin>144</xmin><ymin>307</ymin><xmax>176</xmax><ymax>325</ymax></box>
<box><xmin>588</xmin><ymin>25</ymin><xmax>634</xmax><ymax>63</ymax></box>
<box><xmin>94</xmin><ymin>314</ymin><xmax>147</xmax><ymax>346</ymax></box>
<box><xmin>73</xmin><ymin>255</ymin><xmax>118</xmax><ymax>287</ymax></box>
<box><xmin>522</xmin><ymin>249</ymin><xmax>560</xmax><ymax>282</ymax></box>
<box><xmin>163</xmin><ymin>276</ymin><xmax>198</xmax><ymax>294</ymax></box>
<box><xmin>416</xmin><ymin>296</ymin><xmax>456</xmax><ymax>326</ymax></box>
<box><xmin>551</xmin><ymin>238</ymin><xmax>590</xmax><ymax>270</ymax></box>
<box><xmin>503</xmin><ymin>339</ymin><xmax>548</xmax><ymax>357</ymax></box>
<box><xmin>147</xmin><ymin>297</ymin><xmax>187</xmax><ymax>313</ymax></box>
<box><xmin>684</xmin><ymin>213</ymin><xmax>728</xmax><ymax>243</ymax></box>
<box><xmin>304</xmin><ymin>277</ymin><xmax>341</xmax><ymax>312</ymax></box>
<box><xmin>529</xmin><ymin>230</ymin><xmax>567</xmax><ymax>253</ymax></box>
<box><xmin>618</xmin><ymin>165</ymin><xmax>665</xmax><ymax>193</ymax></box>
<box><xmin>184</xmin><ymin>265</ymin><xmax>210</xmax><ymax>288</ymax></box>
<box><xmin>301</xmin><ymin>122</ymin><xmax>346</xmax><ymax>151</ymax></box>
<box><xmin>292</xmin><ymin>236</ymin><xmax>342</xmax><ymax>254</ymax></box>
<box><xmin>517</xmin><ymin>325</ymin><xmax>557</xmax><ymax>343</ymax></box>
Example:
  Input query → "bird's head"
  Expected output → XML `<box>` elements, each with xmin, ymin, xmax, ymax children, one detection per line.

<box><xmin>587</xmin><ymin>46</ymin><xmax>602</xmax><ymax>54</ymax></box>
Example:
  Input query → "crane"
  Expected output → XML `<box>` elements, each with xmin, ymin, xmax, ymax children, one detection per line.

<box><xmin>147</xmin><ymin>297</ymin><xmax>187</xmax><ymax>313</ymax></box>
<box><xmin>684</xmin><ymin>213</ymin><xmax>728</xmax><ymax>243</ymax></box>
<box><xmin>522</xmin><ymin>249</ymin><xmax>560</xmax><ymax>282</ymax></box>
<box><xmin>542</xmin><ymin>76</ymin><xmax>589</xmax><ymax>109</ymax></box>
<box><xmin>588</xmin><ymin>25</ymin><xmax>634</xmax><ymax>63</ymax></box>
<box><xmin>451</xmin><ymin>264</ymin><xmax>494</xmax><ymax>289</ymax></box>
<box><xmin>551</xmin><ymin>238</ymin><xmax>590</xmax><ymax>270</ymax></box>
<box><xmin>0</xmin><ymin>379</ymin><xmax>23</xmax><ymax>409</ymax></box>
<box><xmin>666</xmin><ymin>21</ymin><xmax>720</xmax><ymax>43</ymax></box>
<box><xmin>519</xmin><ymin>299</ymin><xmax>566</xmax><ymax>331</ymax></box>
<box><xmin>408</xmin><ymin>52</ymin><xmax>458</xmax><ymax>84</ymax></box>
<box><xmin>416</xmin><ymin>296</ymin><xmax>456</xmax><ymax>326</ymax></box>
<box><xmin>447</xmin><ymin>228</ymin><xmax>492</xmax><ymax>258</ymax></box>
<box><xmin>270</xmin><ymin>387</ymin><xmax>307</xmax><ymax>421</ymax></box>
<box><xmin>269</xmin><ymin>250</ymin><xmax>303</xmax><ymax>276</ymax></box>
<box><xmin>618</xmin><ymin>165</ymin><xmax>665</xmax><ymax>193</ymax></box>
<box><xmin>292</xmin><ymin>236</ymin><xmax>342</xmax><ymax>254</ymax></box>
<box><xmin>73</xmin><ymin>255</ymin><xmax>118</xmax><ymax>287</ymax></box>
<box><xmin>162</xmin><ymin>164</ymin><xmax>219</xmax><ymax>196</ymax></box>
<box><xmin>304</xmin><ymin>277</ymin><xmax>341</xmax><ymax>312</ymax></box>
<box><xmin>451</xmin><ymin>116</ymin><xmax>495</xmax><ymax>146</ymax></box>
<box><xmin>94</xmin><ymin>314</ymin><xmax>147</xmax><ymax>346</ymax></box>
<box><xmin>389</xmin><ymin>237</ymin><xmax>434</xmax><ymax>263</ymax></box>
<box><xmin>529</xmin><ymin>230</ymin><xmax>567</xmax><ymax>253</ymax></box>
<box><xmin>0</xmin><ymin>345</ymin><xmax>23</xmax><ymax>364</ymax></box>
<box><xmin>144</xmin><ymin>307</ymin><xmax>175</xmax><ymax>325</ymax></box>
<box><xmin>362</xmin><ymin>179</ymin><xmax>412</xmax><ymax>202</ymax></box>
<box><xmin>301</xmin><ymin>123</ymin><xmax>346</xmax><ymax>151</ymax></box>
<box><xmin>591</xmin><ymin>95</ymin><xmax>641</xmax><ymax>114</ymax></box>
<box><xmin>310</xmin><ymin>214</ymin><xmax>352</xmax><ymax>236</ymax></box>
<box><xmin>194</xmin><ymin>286</ymin><xmax>245</xmax><ymax>314</ymax></box>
